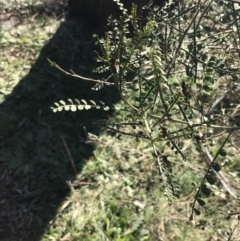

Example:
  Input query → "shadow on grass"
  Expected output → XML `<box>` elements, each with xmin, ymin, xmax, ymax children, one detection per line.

<box><xmin>0</xmin><ymin>8</ymin><xmax>120</xmax><ymax>241</ymax></box>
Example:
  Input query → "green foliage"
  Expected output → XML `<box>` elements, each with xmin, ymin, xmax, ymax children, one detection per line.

<box><xmin>51</xmin><ymin>99</ymin><xmax>112</xmax><ymax>112</ymax></box>
<box><xmin>49</xmin><ymin>0</ymin><xmax>240</xmax><ymax>239</ymax></box>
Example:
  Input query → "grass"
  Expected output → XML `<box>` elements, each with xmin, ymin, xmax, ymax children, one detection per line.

<box><xmin>1</xmin><ymin>0</ymin><xmax>240</xmax><ymax>241</ymax></box>
<box><xmin>42</xmin><ymin>130</ymin><xmax>230</xmax><ymax>241</ymax></box>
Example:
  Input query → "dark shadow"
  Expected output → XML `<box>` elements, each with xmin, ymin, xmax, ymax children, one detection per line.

<box><xmin>0</xmin><ymin>3</ymin><xmax>120</xmax><ymax>241</ymax></box>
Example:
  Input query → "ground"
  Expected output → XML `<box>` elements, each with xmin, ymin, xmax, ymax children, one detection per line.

<box><xmin>1</xmin><ymin>1</ymin><xmax>240</xmax><ymax>241</ymax></box>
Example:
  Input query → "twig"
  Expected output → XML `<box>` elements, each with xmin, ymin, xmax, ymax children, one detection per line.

<box><xmin>204</xmin><ymin>146</ymin><xmax>239</xmax><ymax>200</ymax></box>
<box><xmin>166</xmin><ymin>0</ymin><xmax>205</xmax><ymax>77</ymax></box>
<box><xmin>48</xmin><ymin>59</ymin><xmax>114</xmax><ymax>86</ymax></box>
<box><xmin>61</xmin><ymin>136</ymin><xmax>77</xmax><ymax>176</ymax></box>
<box><xmin>0</xmin><ymin>126</ymin><xmax>29</xmax><ymax>147</ymax></box>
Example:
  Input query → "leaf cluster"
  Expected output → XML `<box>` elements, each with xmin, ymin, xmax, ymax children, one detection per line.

<box><xmin>51</xmin><ymin>99</ymin><xmax>111</xmax><ymax>112</ymax></box>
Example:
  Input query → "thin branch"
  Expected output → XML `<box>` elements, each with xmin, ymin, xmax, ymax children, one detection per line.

<box><xmin>61</xmin><ymin>136</ymin><xmax>77</xmax><ymax>176</ymax></box>
<box><xmin>204</xmin><ymin>146</ymin><xmax>239</xmax><ymax>199</ymax></box>
<box><xmin>190</xmin><ymin>132</ymin><xmax>238</xmax><ymax>221</ymax></box>
<box><xmin>48</xmin><ymin>59</ymin><xmax>114</xmax><ymax>86</ymax></box>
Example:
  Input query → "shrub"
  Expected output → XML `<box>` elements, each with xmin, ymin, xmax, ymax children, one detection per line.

<box><xmin>49</xmin><ymin>0</ymin><xmax>240</xmax><ymax>239</ymax></box>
